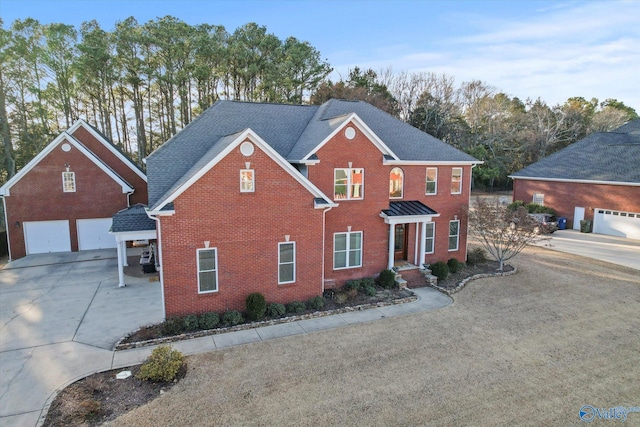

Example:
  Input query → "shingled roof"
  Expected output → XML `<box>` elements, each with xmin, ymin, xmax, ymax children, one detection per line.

<box><xmin>510</xmin><ymin>119</ymin><xmax>640</xmax><ymax>184</ymax></box>
<box><xmin>146</xmin><ymin>99</ymin><xmax>479</xmax><ymax>209</ymax></box>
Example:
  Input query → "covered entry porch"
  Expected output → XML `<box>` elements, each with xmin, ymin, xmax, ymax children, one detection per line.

<box><xmin>380</xmin><ymin>201</ymin><xmax>439</xmax><ymax>270</ymax></box>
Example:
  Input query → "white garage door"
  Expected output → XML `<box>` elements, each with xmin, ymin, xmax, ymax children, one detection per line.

<box><xmin>593</xmin><ymin>209</ymin><xmax>640</xmax><ymax>240</ymax></box>
<box><xmin>24</xmin><ymin>220</ymin><xmax>72</xmax><ymax>254</ymax></box>
<box><xmin>77</xmin><ymin>218</ymin><xmax>117</xmax><ymax>250</ymax></box>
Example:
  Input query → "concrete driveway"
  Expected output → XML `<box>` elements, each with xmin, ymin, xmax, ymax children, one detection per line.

<box><xmin>0</xmin><ymin>250</ymin><xmax>163</xmax><ymax>426</ymax></box>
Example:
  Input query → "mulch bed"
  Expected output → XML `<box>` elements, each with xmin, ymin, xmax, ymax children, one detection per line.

<box><xmin>432</xmin><ymin>261</ymin><xmax>515</xmax><ymax>294</ymax></box>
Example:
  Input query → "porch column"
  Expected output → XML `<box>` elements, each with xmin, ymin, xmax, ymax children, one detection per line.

<box><xmin>419</xmin><ymin>221</ymin><xmax>427</xmax><ymax>267</ymax></box>
<box><xmin>117</xmin><ymin>238</ymin><xmax>126</xmax><ymax>288</ymax></box>
<box><xmin>388</xmin><ymin>223</ymin><xmax>395</xmax><ymax>269</ymax></box>
<box><xmin>122</xmin><ymin>240</ymin><xmax>129</xmax><ymax>267</ymax></box>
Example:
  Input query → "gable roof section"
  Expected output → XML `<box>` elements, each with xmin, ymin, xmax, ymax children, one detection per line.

<box><xmin>148</xmin><ymin>128</ymin><xmax>336</xmax><ymax>213</ymax></box>
<box><xmin>0</xmin><ymin>132</ymin><xmax>134</xmax><ymax>196</ymax></box>
<box><xmin>111</xmin><ymin>204</ymin><xmax>157</xmax><ymax>232</ymax></box>
<box><xmin>511</xmin><ymin>119</ymin><xmax>640</xmax><ymax>185</ymax></box>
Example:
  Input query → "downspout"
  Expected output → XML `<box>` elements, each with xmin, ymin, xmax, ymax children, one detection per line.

<box><xmin>2</xmin><ymin>196</ymin><xmax>11</xmax><ymax>262</ymax></box>
<box><xmin>145</xmin><ymin>209</ymin><xmax>165</xmax><ymax>320</ymax></box>
<box><xmin>126</xmin><ymin>191</ymin><xmax>135</xmax><ymax>208</ymax></box>
<box><xmin>321</xmin><ymin>205</ymin><xmax>334</xmax><ymax>293</ymax></box>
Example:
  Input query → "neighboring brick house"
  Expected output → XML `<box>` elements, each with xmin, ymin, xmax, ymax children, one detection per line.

<box><xmin>145</xmin><ymin>100</ymin><xmax>478</xmax><ymax>317</ymax></box>
<box><xmin>511</xmin><ymin>119</ymin><xmax>640</xmax><ymax>239</ymax></box>
<box><xmin>0</xmin><ymin>120</ymin><xmax>147</xmax><ymax>260</ymax></box>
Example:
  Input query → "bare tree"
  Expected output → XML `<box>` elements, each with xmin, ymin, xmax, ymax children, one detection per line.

<box><xmin>467</xmin><ymin>199</ymin><xmax>549</xmax><ymax>271</ymax></box>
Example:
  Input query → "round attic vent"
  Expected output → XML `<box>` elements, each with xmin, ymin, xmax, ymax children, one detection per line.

<box><xmin>240</xmin><ymin>141</ymin><xmax>255</xmax><ymax>156</ymax></box>
<box><xmin>61</xmin><ymin>143</ymin><xmax>71</xmax><ymax>152</ymax></box>
<box><xmin>344</xmin><ymin>126</ymin><xmax>356</xmax><ymax>140</ymax></box>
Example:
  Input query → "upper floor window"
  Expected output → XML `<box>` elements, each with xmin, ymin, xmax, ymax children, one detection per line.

<box><xmin>334</xmin><ymin>168</ymin><xmax>364</xmax><ymax>200</ymax></box>
<box><xmin>240</xmin><ymin>169</ymin><xmax>254</xmax><ymax>192</ymax></box>
<box><xmin>334</xmin><ymin>231</ymin><xmax>362</xmax><ymax>269</ymax></box>
<box><xmin>197</xmin><ymin>248</ymin><xmax>218</xmax><ymax>293</ymax></box>
<box><xmin>532</xmin><ymin>193</ymin><xmax>544</xmax><ymax>205</ymax></box>
<box><xmin>278</xmin><ymin>242</ymin><xmax>296</xmax><ymax>284</ymax></box>
<box><xmin>389</xmin><ymin>167</ymin><xmax>403</xmax><ymax>199</ymax></box>
<box><xmin>448</xmin><ymin>220</ymin><xmax>460</xmax><ymax>251</ymax></box>
<box><xmin>62</xmin><ymin>171</ymin><xmax>76</xmax><ymax>193</ymax></box>
<box><xmin>451</xmin><ymin>167</ymin><xmax>462</xmax><ymax>194</ymax></box>
<box><xmin>426</xmin><ymin>168</ymin><xmax>437</xmax><ymax>195</ymax></box>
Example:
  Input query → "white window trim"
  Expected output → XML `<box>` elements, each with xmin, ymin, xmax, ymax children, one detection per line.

<box><xmin>425</xmin><ymin>222</ymin><xmax>435</xmax><ymax>254</ymax></box>
<box><xmin>334</xmin><ymin>167</ymin><xmax>364</xmax><ymax>200</ymax></box>
<box><xmin>451</xmin><ymin>167</ymin><xmax>462</xmax><ymax>195</ymax></box>
<box><xmin>197</xmin><ymin>247</ymin><xmax>218</xmax><ymax>294</ymax></box>
<box><xmin>426</xmin><ymin>167</ymin><xmax>438</xmax><ymax>195</ymax></box>
<box><xmin>532</xmin><ymin>193</ymin><xmax>544</xmax><ymax>205</ymax></box>
<box><xmin>278</xmin><ymin>241</ymin><xmax>296</xmax><ymax>284</ymax></box>
<box><xmin>448</xmin><ymin>220</ymin><xmax>460</xmax><ymax>252</ymax></box>
<box><xmin>240</xmin><ymin>169</ymin><xmax>255</xmax><ymax>193</ymax></box>
<box><xmin>333</xmin><ymin>231</ymin><xmax>363</xmax><ymax>270</ymax></box>
<box><xmin>62</xmin><ymin>171</ymin><xmax>76</xmax><ymax>193</ymax></box>
<box><xmin>389</xmin><ymin>167</ymin><xmax>404</xmax><ymax>199</ymax></box>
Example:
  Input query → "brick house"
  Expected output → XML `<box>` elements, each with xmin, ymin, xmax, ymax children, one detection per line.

<box><xmin>0</xmin><ymin>120</ymin><xmax>147</xmax><ymax>260</ymax></box>
<box><xmin>145</xmin><ymin>100</ymin><xmax>478</xmax><ymax>317</ymax></box>
<box><xmin>511</xmin><ymin>119</ymin><xmax>640</xmax><ymax>239</ymax></box>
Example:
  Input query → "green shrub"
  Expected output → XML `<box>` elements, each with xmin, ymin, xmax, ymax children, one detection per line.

<box><xmin>198</xmin><ymin>312</ymin><xmax>219</xmax><ymax>330</ymax></box>
<box><xmin>161</xmin><ymin>317</ymin><xmax>185</xmax><ymax>336</ymax></box>
<box><xmin>221</xmin><ymin>310</ymin><xmax>244</xmax><ymax>326</ymax></box>
<box><xmin>363</xmin><ymin>285</ymin><xmax>377</xmax><ymax>296</ymax></box>
<box><xmin>286</xmin><ymin>301</ymin><xmax>306</xmax><ymax>314</ymax></box>
<box><xmin>307</xmin><ymin>296</ymin><xmax>325</xmax><ymax>310</ymax></box>
<box><xmin>507</xmin><ymin>200</ymin><xmax>526</xmax><ymax>212</ymax></box>
<box><xmin>467</xmin><ymin>247</ymin><xmax>487</xmax><ymax>265</ymax></box>
<box><xmin>377</xmin><ymin>269</ymin><xmax>396</xmax><ymax>289</ymax></box>
<box><xmin>360</xmin><ymin>277</ymin><xmax>376</xmax><ymax>288</ymax></box>
<box><xmin>136</xmin><ymin>345</ymin><xmax>184</xmax><ymax>382</ymax></box>
<box><xmin>266</xmin><ymin>303</ymin><xmax>286</xmax><ymax>318</ymax></box>
<box><xmin>430</xmin><ymin>261</ymin><xmax>449</xmax><ymax>281</ymax></box>
<box><xmin>344</xmin><ymin>279</ymin><xmax>362</xmax><ymax>292</ymax></box>
<box><xmin>245</xmin><ymin>292</ymin><xmax>267</xmax><ymax>321</ymax></box>
<box><xmin>335</xmin><ymin>292</ymin><xmax>348</xmax><ymax>304</ymax></box>
<box><xmin>447</xmin><ymin>258</ymin><xmax>462</xmax><ymax>274</ymax></box>
<box><xmin>183</xmin><ymin>314</ymin><xmax>199</xmax><ymax>331</ymax></box>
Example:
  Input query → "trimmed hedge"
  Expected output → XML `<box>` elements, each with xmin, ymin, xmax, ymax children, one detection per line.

<box><xmin>245</xmin><ymin>293</ymin><xmax>267</xmax><ymax>321</ymax></box>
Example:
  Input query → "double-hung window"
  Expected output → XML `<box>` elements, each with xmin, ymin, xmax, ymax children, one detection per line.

<box><xmin>278</xmin><ymin>242</ymin><xmax>295</xmax><ymax>284</ymax></box>
<box><xmin>448</xmin><ymin>220</ymin><xmax>460</xmax><ymax>251</ymax></box>
<box><xmin>451</xmin><ymin>167</ymin><xmax>462</xmax><ymax>194</ymax></box>
<box><xmin>62</xmin><ymin>171</ymin><xmax>76</xmax><ymax>192</ymax></box>
<box><xmin>240</xmin><ymin>169</ymin><xmax>254</xmax><ymax>192</ymax></box>
<box><xmin>389</xmin><ymin>167</ymin><xmax>403</xmax><ymax>199</ymax></box>
<box><xmin>426</xmin><ymin>168</ymin><xmax>437</xmax><ymax>195</ymax></box>
<box><xmin>197</xmin><ymin>248</ymin><xmax>218</xmax><ymax>293</ymax></box>
<box><xmin>334</xmin><ymin>168</ymin><xmax>364</xmax><ymax>200</ymax></box>
<box><xmin>425</xmin><ymin>222</ymin><xmax>435</xmax><ymax>254</ymax></box>
<box><xmin>532</xmin><ymin>193</ymin><xmax>544</xmax><ymax>205</ymax></box>
<box><xmin>334</xmin><ymin>231</ymin><xmax>362</xmax><ymax>269</ymax></box>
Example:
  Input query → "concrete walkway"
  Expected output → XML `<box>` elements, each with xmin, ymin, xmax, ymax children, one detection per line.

<box><xmin>0</xmin><ymin>251</ymin><xmax>451</xmax><ymax>427</ymax></box>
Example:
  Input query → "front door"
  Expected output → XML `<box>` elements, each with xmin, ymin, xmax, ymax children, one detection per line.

<box><xmin>394</xmin><ymin>224</ymin><xmax>407</xmax><ymax>261</ymax></box>
<box><xmin>573</xmin><ymin>206</ymin><xmax>585</xmax><ymax>230</ymax></box>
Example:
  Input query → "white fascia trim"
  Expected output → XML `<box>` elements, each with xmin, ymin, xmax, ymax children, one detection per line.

<box><xmin>153</xmin><ymin>129</ymin><xmax>334</xmax><ymax>212</ymax></box>
<box><xmin>379</xmin><ymin>212</ymin><xmax>441</xmax><ymax>225</ymax></box>
<box><xmin>384</xmin><ymin>160</ymin><xmax>482</xmax><ymax>166</ymax></box>
<box><xmin>146</xmin><ymin>209</ymin><xmax>175</xmax><ymax>216</ymax></box>
<box><xmin>302</xmin><ymin>113</ymin><xmax>399</xmax><ymax>162</ymax></box>
<box><xmin>0</xmin><ymin>132</ymin><xmax>134</xmax><ymax>196</ymax></box>
<box><xmin>111</xmin><ymin>229</ymin><xmax>157</xmax><ymax>242</ymax></box>
<box><xmin>69</xmin><ymin>119</ymin><xmax>147</xmax><ymax>182</ymax></box>
<box><xmin>509</xmin><ymin>176</ymin><xmax>640</xmax><ymax>187</ymax></box>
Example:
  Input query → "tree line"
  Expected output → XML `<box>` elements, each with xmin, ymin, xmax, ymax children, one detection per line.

<box><xmin>1</xmin><ymin>16</ymin><xmax>637</xmax><ymax>190</ymax></box>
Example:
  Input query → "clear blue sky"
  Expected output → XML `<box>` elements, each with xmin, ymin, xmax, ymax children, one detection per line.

<box><xmin>2</xmin><ymin>0</ymin><xmax>639</xmax><ymax>111</ymax></box>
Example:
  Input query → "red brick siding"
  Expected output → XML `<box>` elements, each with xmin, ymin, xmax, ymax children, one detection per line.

<box><xmin>5</xmin><ymin>138</ymin><xmax>130</xmax><ymax>258</ymax></box>
<box><xmin>71</xmin><ymin>126</ymin><xmax>148</xmax><ymax>205</ymax></box>
<box><xmin>513</xmin><ymin>179</ymin><xmax>640</xmax><ymax>228</ymax></box>
<box><xmin>160</xmin><ymin>139</ymin><xmax>324</xmax><ymax>317</ymax></box>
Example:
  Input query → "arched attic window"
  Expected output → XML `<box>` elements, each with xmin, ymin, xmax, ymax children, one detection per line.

<box><xmin>389</xmin><ymin>167</ymin><xmax>403</xmax><ymax>199</ymax></box>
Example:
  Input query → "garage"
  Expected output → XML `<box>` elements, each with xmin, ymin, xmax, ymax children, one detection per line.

<box><xmin>24</xmin><ymin>220</ymin><xmax>72</xmax><ymax>254</ymax></box>
<box><xmin>77</xmin><ymin>218</ymin><xmax>117</xmax><ymax>250</ymax></box>
<box><xmin>593</xmin><ymin>209</ymin><xmax>640</xmax><ymax>240</ymax></box>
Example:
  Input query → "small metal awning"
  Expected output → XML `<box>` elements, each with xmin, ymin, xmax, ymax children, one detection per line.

<box><xmin>380</xmin><ymin>201</ymin><xmax>439</xmax><ymax>224</ymax></box>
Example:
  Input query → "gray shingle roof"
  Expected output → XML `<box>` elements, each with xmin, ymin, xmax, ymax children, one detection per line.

<box><xmin>146</xmin><ymin>99</ymin><xmax>479</xmax><ymax>209</ymax></box>
<box><xmin>511</xmin><ymin>119</ymin><xmax>640</xmax><ymax>183</ymax></box>
<box><xmin>111</xmin><ymin>204</ymin><xmax>156</xmax><ymax>232</ymax></box>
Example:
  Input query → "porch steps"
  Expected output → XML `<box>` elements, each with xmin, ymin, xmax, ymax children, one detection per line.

<box><xmin>394</xmin><ymin>266</ymin><xmax>435</xmax><ymax>289</ymax></box>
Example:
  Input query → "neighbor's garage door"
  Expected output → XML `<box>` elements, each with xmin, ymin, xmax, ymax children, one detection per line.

<box><xmin>77</xmin><ymin>218</ymin><xmax>117</xmax><ymax>250</ymax></box>
<box><xmin>593</xmin><ymin>209</ymin><xmax>640</xmax><ymax>240</ymax></box>
<box><xmin>24</xmin><ymin>220</ymin><xmax>72</xmax><ymax>254</ymax></box>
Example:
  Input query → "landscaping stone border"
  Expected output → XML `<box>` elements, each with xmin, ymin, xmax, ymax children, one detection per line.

<box><xmin>115</xmin><ymin>294</ymin><xmax>418</xmax><ymax>350</ymax></box>
<box><xmin>429</xmin><ymin>264</ymin><xmax>517</xmax><ymax>295</ymax></box>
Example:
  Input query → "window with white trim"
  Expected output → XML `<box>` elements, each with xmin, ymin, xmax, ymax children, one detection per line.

<box><xmin>278</xmin><ymin>242</ymin><xmax>295</xmax><ymax>284</ymax></box>
<box><xmin>426</xmin><ymin>167</ymin><xmax>437</xmax><ymax>195</ymax></box>
<box><xmin>451</xmin><ymin>168</ymin><xmax>462</xmax><ymax>194</ymax></box>
<box><xmin>389</xmin><ymin>167</ymin><xmax>403</xmax><ymax>199</ymax></box>
<box><xmin>425</xmin><ymin>222</ymin><xmax>435</xmax><ymax>254</ymax></box>
<box><xmin>333</xmin><ymin>231</ymin><xmax>362</xmax><ymax>269</ymax></box>
<box><xmin>448</xmin><ymin>220</ymin><xmax>460</xmax><ymax>251</ymax></box>
<box><xmin>532</xmin><ymin>193</ymin><xmax>544</xmax><ymax>205</ymax></box>
<box><xmin>197</xmin><ymin>248</ymin><xmax>218</xmax><ymax>293</ymax></box>
<box><xmin>240</xmin><ymin>169</ymin><xmax>254</xmax><ymax>192</ymax></box>
<box><xmin>62</xmin><ymin>171</ymin><xmax>76</xmax><ymax>192</ymax></box>
<box><xmin>334</xmin><ymin>168</ymin><xmax>364</xmax><ymax>200</ymax></box>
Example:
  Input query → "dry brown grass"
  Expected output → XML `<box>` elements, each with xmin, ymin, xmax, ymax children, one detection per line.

<box><xmin>108</xmin><ymin>246</ymin><xmax>640</xmax><ymax>426</ymax></box>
